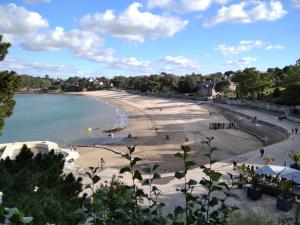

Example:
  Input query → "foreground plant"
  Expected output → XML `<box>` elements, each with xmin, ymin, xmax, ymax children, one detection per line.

<box><xmin>0</xmin><ymin>205</ymin><xmax>33</xmax><ymax>225</ymax></box>
<box><xmin>169</xmin><ymin>137</ymin><xmax>238</xmax><ymax>225</ymax></box>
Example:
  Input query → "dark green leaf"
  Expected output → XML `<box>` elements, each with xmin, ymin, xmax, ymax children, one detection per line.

<box><xmin>92</xmin><ymin>175</ymin><xmax>101</xmax><ymax>184</ymax></box>
<box><xmin>130</xmin><ymin>157</ymin><xmax>142</xmax><ymax>167</ymax></box>
<box><xmin>152</xmin><ymin>172</ymin><xmax>161</xmax><ymax>180</ymax></box>
<box><xmin>133</xmin><ymin>170</ymin><xmax>143</xmax><ymax>181</ymax></box>
<box><xmin>174</xmin><ymin>152</ymin><xmax>183</xmax><ymax>159</ymax></box>
<box><xmin>142</xmin><ymin>179</ymin><xmax>150</xmax><ymax>186</ymax></box>
<box><xmin>185</xmin><ymin>160</ymin><xmax>196</xmax><ymax>168</ymax></box>
<box><xmin>187</xmin><ymin>179</ymin><xmax>197</xmax><ymax>186</ymax></box>
<box><xmin>175</xmin><ymin>171</ymin><xmax>185</xmax><ymax>179</ymax></box>
<box><xmin>119</xmin><ymin>167</ymin><xmax>131</xmax><ymax>174</ymax></box>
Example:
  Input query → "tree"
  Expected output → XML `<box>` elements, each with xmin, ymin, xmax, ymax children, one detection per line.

<box><xmin>179</xmin><ymin>75</ymin><xmax>198</xmax><ymax>93</ymax></box>
<box><xmin>160</xmin><ymin>73</ymin><xmax>179</xmax><ymax>92</ymax></box>
<box><xmin>234</xmin><ymin>68</ymin><xmax>272</xmax><ymax>99</ymax></box>
<box><xmin>0</xmin><ymin>35</ymin><xmax>20</xmax><ymax>134</ymax></box>
<box><xmin>0</xmin><ymin>145</ymin><xmax>84</xmax><ymax>225</ymax></box>
<box><xmin>0</xmin><ymin>35</ymin><xmax>10</xmax><ymax>61</ymax></box>
<box><xmin>214</xmin><ymin>80</ymin><xmax>230</xmax><ymax>94</ymax></box>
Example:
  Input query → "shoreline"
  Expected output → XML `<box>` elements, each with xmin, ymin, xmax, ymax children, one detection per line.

<box><xmin>75</xmin><ymin>90</ymin><xmax>266</xmax><ymax>172</ymax></box>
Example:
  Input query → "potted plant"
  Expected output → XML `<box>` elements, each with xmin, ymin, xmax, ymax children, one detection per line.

<box><xmin>289</xmin><ymin>151</ymin><xmax>300</xmax><ymax>170</ymax></box>
<box><xmin>276</xmin><ymin>179</ymin><xmax>293</xmax><ymax>211</ymax></box>
<box><xmin>262</xmin><ymin>154</ymin><xmax>274</xmax><ymax>165</ymax></box>
<box><xmin>247</xmin><ymin>174</ymin><xmax>263</xmax><ymax>200</ymax></box>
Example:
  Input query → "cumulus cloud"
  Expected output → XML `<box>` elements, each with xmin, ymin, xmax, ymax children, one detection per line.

<box><xmin>0</xmin><ymin>3</ymin><xmax>48</xmax><ymax>36</ymax></box>
<box><xmin>23</xmin><ymin>0</ymin><xmax>51</xmax><ymax>4</ymax></box>
<box><xmin>79</xmin><ymin>2</ymin><xmax>188</xmax><ymax>43</ymax></box>
<box><xmin>266</xmin><ymin>44</ymin><xmax>284</xmax><ymax>50</ymax></box>
<box><xmin>223</xmin><ymin>57</ymin><xmax>257</xmax><ymax>68</ymax></box>
<box><xmin>158</xmin><ymin>56</ymin><xmax>202</xmax><ymax>72</ymax></box>
<box><xmin>215</xmin><ymin>40</ymin><xmax>263</xmax><ymax>56</ymax></box>
<box><xmin>21</xmin><ymin>26</ymin><xmax>104</xmax><ymax>53</ymax></box>
<box><xmin>147</xmin><ymin>0</ymin><xmax>229</xmax><ymax>12</ymax></box>
<box><xmin>293</xmin><ymin>0</ymin><xmax>300</xmax><ymax>8</ymax></box>
<box><xmin>204</xmin><ymin>0</ymin><xmax>287</xmax><ymax>27</ymax></box>
<box><xmin>0</xmin><ymin>57</ymin><xmax>78</xmax><ymax>75</ymax></box>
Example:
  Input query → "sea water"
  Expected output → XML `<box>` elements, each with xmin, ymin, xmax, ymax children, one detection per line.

<box><xmin>0</xmin><ymin>94</ymin><xmax>128</xmax><ymax>146</ymax></box>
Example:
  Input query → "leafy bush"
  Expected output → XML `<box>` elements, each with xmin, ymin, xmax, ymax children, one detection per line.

<box><xmin>0</xmin><ymin>145</ymin><xmax>84</xmax><ymax>225</ymax></box>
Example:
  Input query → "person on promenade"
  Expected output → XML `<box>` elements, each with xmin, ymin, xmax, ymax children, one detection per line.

<box><xmin>100</xmin><ymin>157</ymin><xmax>105</xmax><ymax>170</ymax></box>
<box><xmin>292</xmin><ymin>128</ymin><xmax>294</xmax><ymax>134</ymax></box>
<box><xmin>296</xmin><ymin>128</ymin><xmax>298</xmax><ymax>134</ymax></box>
<box><xmin>247</xmin><ymin>165</ymin><xmax>251</xmax><ymax>173</ymax></box>
<box><xmin>251</xmin><ymin>165</ymin><xmax>255</xmax><ymax>173</ymax></box>
<box><xmin>260</xmin><ymin>148</ymin><xmax>265</xmax><ymax>158</ymax></box>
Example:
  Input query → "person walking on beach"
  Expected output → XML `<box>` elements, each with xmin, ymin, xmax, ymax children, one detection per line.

<box><xmin>295</xmin><ymin>128</ymin><xmax>298</xmax><ymax>134</ymax></box>
<box><xmin>100</xmin><ymin>158</ymin><xmax>105</xmax><ymax>170</ymax></box>
<box><xmin>260</xmin><ymin>148</ymin><xmax>265</xmax><ymax>158</ymax></box>
<box><xmin>292</xmin><ymin>128</ymin><xmax>294</xmax><ymax>134</ymax></box>
<box><xmin>233</xmin><ymin>160</ymin><xmax>237</xmax><ymax>170</ymax></box>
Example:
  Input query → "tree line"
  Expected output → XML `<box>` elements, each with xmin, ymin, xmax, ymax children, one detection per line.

<box><xmin>16</xmin><ymin>59</ymin><xmax>300</xmax><ymax>106</ymax></box>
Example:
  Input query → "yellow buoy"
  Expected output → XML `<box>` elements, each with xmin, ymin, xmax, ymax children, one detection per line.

<box><xmin>87</xmin><ymin>128</ymin><xmax>93</xmax><ymax>132</ymax></box>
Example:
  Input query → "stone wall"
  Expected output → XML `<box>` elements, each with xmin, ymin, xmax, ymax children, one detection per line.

<box><xmin>215</xmin><ymin>99</ymin><xmax>292</xmax><ymax>114</ymax></box>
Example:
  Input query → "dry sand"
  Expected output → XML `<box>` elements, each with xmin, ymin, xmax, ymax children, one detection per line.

<box><xmin>75</xmin><ymin>90</ymin><xmax>262</xmax><ymax>172</ymax></box>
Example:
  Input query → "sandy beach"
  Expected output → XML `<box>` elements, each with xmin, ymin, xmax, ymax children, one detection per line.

<box><xmin>72</xmin><ymin>90</ymin><xmax>300</xmax><ymax>217</ymax></box>
<box><xmin>75</xmin><ymin>90</ymin><xmax>263</xmax><ymax>172</ymax></box>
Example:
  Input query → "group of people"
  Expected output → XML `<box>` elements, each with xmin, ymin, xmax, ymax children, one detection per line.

<box><xmin>70</xmin><ymin>145</ymin><xmax>77</xmax><ymax>151</ymax></box>
<box><xmin>292</xmin><ymin>128</ymin><xmax>299</xmax><ymax>134</ymax></box>
<box><xmin>209</xmin><ymin>122</ymin><xmax>236</xmax><ymax>130</ymax></box>
<box><xmin>232</xmin><ymin>160</ymin><xmax>255</xmax><ymax>173</ymax></box>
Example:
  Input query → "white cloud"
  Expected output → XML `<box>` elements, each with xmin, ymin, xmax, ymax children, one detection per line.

<box><xmin>0</xmin><ymin>57</ymin><xmax>78</xmax><ymax>75</ymax></box>
<box><xmin>115</xmin><ymin>57</ymin><xmax>151</xmax><ymax>69</ymax></box>
<box><xmin>0</xmin><ymin>3</ymin><xmax>48</xmax><ymax>36</ymax></box>
<box><xmin>224</xmin><ymin>57</ymin><xmax>257</xmax><ymax>68</ymax></box>
<box><xmin>266</xmin><ymin>44</ymin><xmax>284</xmax><ymax>50</ymax></box>
<box><xmin>215</xmin><ymin>40</ymin><xmax>263</xmax><ymax>56</ymax></box>
<box><xmin>79</xmin><ymin>2</ymin><xmax>188</xmax><ymax>43</ymax></box>
<box><xmin>23</xmin><ymin>0</ymin><xmax>51</xmax><ymax>4</ymax></box>
<box><xmin>147</xmin><ymin>0</ymin><xmax>229</xmax><ymax>12</ymax></box>
<box><xmin>21</xmin><ymin>26</ymin><xmax>104</xmax><ymax>53</ymax></box>
<box><xmin>293</xmin><ymin>0</ymin><xmax>300</xmax><ymax>8</ymax></box>
<box><xmin>159</xmin><ymin>55</ymin><xmax>202</xmax><ymax>72</ymax></box>
<box><xmin>204</xmin><ymin>0</ymin><xmax>287</xmax><ymax>27</ymax></box>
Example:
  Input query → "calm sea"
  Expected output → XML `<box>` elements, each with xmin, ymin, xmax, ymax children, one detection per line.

<box><xmin>0</xmin><ymin>94</ymin><xmax>128</xmax><ymax>146</ymax></box>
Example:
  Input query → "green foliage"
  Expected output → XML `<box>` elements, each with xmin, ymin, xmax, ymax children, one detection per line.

<box><xmin>19</xmin><ymin>75</ymin><xmax>53</xmax><ymax>90</ymax></box>
<box><xmin>0</xmin><ymin>205</ymin><xmax>33</xmax><ymax>225</ymax></box>
<box><xmin>0</xmin><ymin>35</ymin><xmax>10</xmax><ymax>61</ymax></box>
<box><xmin>169</xmin><ymin>137</ymin><xmax>238</xmax><ymax>225</ymax></box>
<box><xmin>215</xmin><ymin>80</ymin><xmax>230</xmax><ymax>93</ymax></box>
<box><xmin>0</xmin><ymin>35</ymin><xmax>20</xmax><ymax>135</ymax></box>
<box><xmin>289</xmin><ymin>151</ymin><xmax>300</xmax><ymax>166</ymax></box>
<box><xmin>277</xmin><ymin>83</ymin><xmax>300</xmax><ymax>106</ymax></box>
<box><xmin>278</xmin><ymin>179</ymin><xmax>293</xmax><ymax>198</ymax></box>
<box><xmin>0</xmin><ymin>145</ymin><xmax>84</xmax><ymax>225</ymax></box>
<box><xmin>234</xmin><ymin>68</ymin><xmax>273</xmax><ymax>99</ymax></box>
<box><xmin>83</xmin><ymin>146</ymin><xmax>165</xmax><ymax>225</ymax></box>
<box><xmin>178</xmin><ymin>75</ymin><xmax>199</xmax><ymax>93</ymax></box>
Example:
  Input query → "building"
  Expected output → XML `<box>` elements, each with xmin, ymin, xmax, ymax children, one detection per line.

<box><xmin>197</xmin><ymin>80</ymin><xmax>216</xmax><ymax>98</ymax></box>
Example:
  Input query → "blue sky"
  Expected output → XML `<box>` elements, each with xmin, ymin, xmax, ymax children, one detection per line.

<box><xmin>0</xmin><ymin>0</ymin><xmax>299</xmax><ymax>78</ymax></box>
